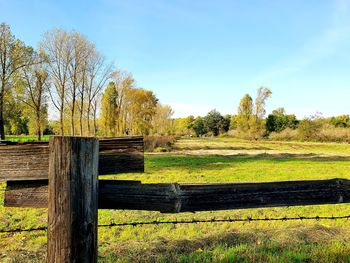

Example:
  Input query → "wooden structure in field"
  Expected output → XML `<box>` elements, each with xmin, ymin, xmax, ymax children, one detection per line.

<box><xmin>5</xmin><ymin>178</ymin><xmax>350</xmax><ymax>212</ymax></box>
<box><xmin>1</xmin><ymin>136</ymin><xmax>350</xmax><ymax>262</ymax></box>
<box><xmin>0</xmin><ymin>136</ymin><xmax>144</xmax><ymax>181</ymax></box>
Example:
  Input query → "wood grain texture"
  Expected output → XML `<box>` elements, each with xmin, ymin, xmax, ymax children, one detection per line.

<box><xmin>0</xmin><ymin>136</ymin><xmax>144</xmax><ymax>181</ymax></box>
<box><xmin>0</xmin><ymin>143</ymin><xmax>49</xmax><ymax>181</ymax></box>
<box><xmin>5</xmin><ymin>179</ymin><xmax>48</xmax><ymax>208</ymax></box>
<box><xmin>47</xmin><ymin>137</ymin><xmax>99</xmax><ymax>263</ymax></box>
<box><xmin>5</xmin><ymin>178</ymin><xmax>350</xmax><ymax>213</ymax></box>
<box><xmin>99</xmin><ymin>137</ymin><xmax>144</xmax><ymax>174</ymax></box>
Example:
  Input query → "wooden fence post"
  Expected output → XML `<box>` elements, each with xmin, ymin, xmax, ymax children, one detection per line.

<box><xmin>48</xmin><ymin>137</ymin><xmax>99</xmax><ymax>263</ymax></box>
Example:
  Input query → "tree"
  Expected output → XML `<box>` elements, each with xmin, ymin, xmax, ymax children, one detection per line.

<box><xmin>100</xmin><ymin>82</ymin><xmax>118</xmax><ymax>136</ymax></box>
<box><xmin>230</xmin><ymin>115</ymin><xmax>238</xmax><ymax>130</ymax></box>
<box><xmin>84</xmin><ymin>44</ymin><xmax>111</xmax><ymax>136</ymax></box>
<box><xmin>17</xmin><ymin>51</ymin><xmax>49</xmax><ymax>140</ymax></box>
<box><xmin>91</xmin><ymin>94</ymin><xmax>101</xmax><ymax>136</ymax></box>
<box><xmin>220</xmin><ymin>114</ymin><xmax>231</xmax><ymax>133</ymax></box>
<box><xmin>127</xmin><ymin>88</ymin><xmax>158</xmax><ymax>135</ymax></box>
<box><xmin>189</xmin><ymin>117</ymin><xmax>206</xmax><ymax>137</ymax></box>
<box><xmin>174</xmin><ymin>116</ymin><xmax>194</xmax><ymax>135</ymax></box>
<box><xmin>236</xmin><ymin>94</ymin><xmax>253</xmax><ymax>133</ymax></box>
<box><xmin>203</xmin><ymin>109</ymin><xmax>224</xmax><ymax>136</ymax></box>
<box><xmin>113</xmin><ymin>71</ymin><xmax>135</xmax><ymax>135</ymax></box>
<box><xmin>66</xmin><ymin>32</ymin><xmax>88</xmax><ymax>136</ymax></box>
<box><xmin>99</xmin><ymin>72</ymin><xmax>159</xmax><ymax>136</ymax></box>
<box><xmin>3</xmin><ymin>90</ymin><xmax>28</xmax><ymax>135</ymax></box>
<box><xmin>266</xmin><ymin>107</ymin><xmax>298</xmax><ymax>133</ymax></box>
<box><xmin>298</xmin><ymin>113</ymin><xmax>323</xmax><ymax>140</ymax></box>
<box><xmin>249</xmin><ymin>87</ymin><xmax>272</xmax><ymax>139</ymax></box>
<box><xmin>40</xmin><ymin>29</ymin><xmax>72</xmax><ymax>136</ymax></box>
<box><xmin>330</xmin><ymin>115</ymin><xmax>350</xmax><ymax>128</ymax></box>
<box><xmin>0</xmin><ymin>23</ymin><xmax>34</xmax><ymax>140</ymax></box>
<box><xmin>235</xmin><ymin>87</ymin><xmax>272</xmax><ymax>139</ymax></box>
<box><xmin>151</xmin><ymin>103</ymin><xmax>174</xmax><ymax>135</ymax></box>
<box><xmin>255</xmin><ymin>87</ymin><xmax>272</xmax><ymax>119</ymax></box>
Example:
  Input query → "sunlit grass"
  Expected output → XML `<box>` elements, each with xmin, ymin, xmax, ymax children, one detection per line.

<box><xmin>1</xmin><ymin>137</ymin><xmax>350</xmax><ymax>262</ymax></box>
<box><xmin>2</xmin><ymin>135</ymin><xmax>50</xmax><ymax>142</ymax></box>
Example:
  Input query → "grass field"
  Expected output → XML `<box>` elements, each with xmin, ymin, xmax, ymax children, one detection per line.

<box><xmin>2</xmin><ymin>135</ymin><xmax>50</xmax><ymax>142</ymax></box>
<box><xmin>1</xmin><ymin>137</ymin><xmax>350</xmax><ymax>262</ymax></box>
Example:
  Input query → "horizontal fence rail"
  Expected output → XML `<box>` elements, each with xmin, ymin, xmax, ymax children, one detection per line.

<box><xmin>0</xmin><ymin>136</ymin><xmax>144</xmax><ymax>181</ymax></box>
<box><xmin>5</xmin><ymin>178</ymin><xmax>350</xmax><ymax>213</ymax></box>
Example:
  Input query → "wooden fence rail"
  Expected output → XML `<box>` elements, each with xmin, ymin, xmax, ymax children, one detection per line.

<box><xmin>0</xmin><ymin>136</ymin><xmax>144</xmax><ymax>181</ymax></box>
<box><xmin>5</xmin><ymin>178</ymin><xmax>350</xmax><ymax>213</ymax></box>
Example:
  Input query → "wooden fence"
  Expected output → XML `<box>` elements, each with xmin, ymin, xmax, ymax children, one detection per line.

<box><xmin>0</xmin><ymin>136</ymin><xmax>144</xmax><ymax>181</ymax></box>
<box><xmin>1</xmin><ymin>136</ymin><xmax>350</xmax><ymax>262</ymax></box>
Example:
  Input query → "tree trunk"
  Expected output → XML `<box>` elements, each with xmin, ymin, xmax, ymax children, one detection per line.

<box><xmin>36</xmin><ymin>110</ymin><xmax>41</xmax><ymax>141</ymax></box>
<box><xmin>71</xmin><ymin>104</ymin><xmax>75</xmax><ymax>136</ymax></box>
<box><xmin>0</xmin><ymin>90</ymin><xmax>4</xmax><ymax>140</ymax></box>
<box><xmin>79</xmin><ymin>98</ymin><xmax>83</xmax><ymax>136</ymax></box>
<box><xmin>79</xmin><ymin>110</ymin><xmax>83</xmax><ymax>136</ymax></box>
<box><xmin>60</xmin><ymin>106</ymin><xmax>64</xmax><ymax>136</ymax></box>
<box><xmin>93</xmin><ymin>106</ymin><xmax>97</xmax><ymax>137</ymax></box>
<box><xmin>87</xmin><ymin>102</ymin><xmax>91</xmax><ymax>136</ymax></box>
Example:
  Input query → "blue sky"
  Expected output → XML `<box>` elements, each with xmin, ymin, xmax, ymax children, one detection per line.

<box><xmin>1</xmin><ymin>0</ymin><xmax>350</xmax><ymax>118</ymax></box>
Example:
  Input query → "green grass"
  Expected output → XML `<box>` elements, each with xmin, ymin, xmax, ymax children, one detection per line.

<box><xmin>1</xmin><ymin>137</ymin><xmax>350</xmax><ymax>262</ymax></box>
<box><xmin>2</xmin><ymin>135</ymin><xmax>50</xmax><ymax>142</ymax></box>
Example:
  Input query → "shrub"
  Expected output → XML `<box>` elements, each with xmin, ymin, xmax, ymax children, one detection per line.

<box><xmin>144</xmin><ymin>135</ymin><xmax>177</xmax><ymax>152</ymax></box>
<box><xmin>269</xmin><ymin>126</ymin><xmax>350</xmax><ymax>143</ymax></box>
<box><xmin>317</xmin><ymin>126</ymin><xmax>350</xmax><ymax>143</ymax></box>
<box><xmin>268</xmin><ymin>128</ymin><xmax>299</xmax><ymax>141</ymax></box>
<box><xmin>298</xmin><ymin>118</ymin><xmax>322</xmax><ymax>140</ymax></box>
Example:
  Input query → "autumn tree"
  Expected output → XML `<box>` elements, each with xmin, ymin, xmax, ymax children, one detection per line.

<box><xmin>174</xmin><ymin>116</ymin><xmax>194</xmax><ymax>135</ymax></box>
<box><xmin>249</xmin><ymin>87</ymin><xmax>272</xmax><ymax>138</ymax></box>
<box><xmin>236</xmin><ymin>87</ymin><xmax>272</xmax><ymax>139</ymax></box>
<box><xmin>127</xmin><ymin>88</ymin><xmax>158</xmax><ymax>135</ymax></box>
<box><xmin>91</xmin><ymin>93</ymin><xmax>101</xmax><ymax>136</ymax></box>
<box><xmin>3</xmin><ymin>90</ymin><xmax>28</xmax><ymax>135</ymax></box>
<box><xmin>17</xmin><ymin>51</ymin><xmax>49</xmax><ymax>140</ymax></box>
<box><xmin>0</xmin><ymin>23</ymin><xmax>34</xmax><ymax>139</ymax></box>
<box><xmin>113</xmin><ymin>71</ymin><xmax>135</xmax><ymax>135</ymax></box>
<box><xmin>236</xmin><ymin>94</ymin><xmax>253</xmax><ymax>133</ymax></box>
<box><xmin>151</xmin><ymin>103</ymin><xmax>174</xmax><ymax>135</ymax></box>
<box><xmin>100</xmin><ymin>82</ymin><xmax>118</xmax><ymax>136</ymax></box>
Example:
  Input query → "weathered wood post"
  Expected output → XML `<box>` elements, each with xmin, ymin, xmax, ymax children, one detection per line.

<box><xmin>48</xmin><ymin>137</ymin><xmax>99</xmax><ymax>263</ymax></box>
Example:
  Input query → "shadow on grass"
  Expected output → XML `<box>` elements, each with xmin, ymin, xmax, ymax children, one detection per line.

<box><xmin>100</xmin><ymin>224</ymin><xmax>350</xmax><ymax>263</ymax></box>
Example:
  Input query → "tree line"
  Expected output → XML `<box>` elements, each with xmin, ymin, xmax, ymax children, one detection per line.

<box><xmin>175</xmin><ymin>87</ymin><xmax>350</xmax><ymax>142</ymax></box>
<box><xmin>0</xmin><ymin>22</ymin><xmax>174</xmax><ymax>140</ymax></box>
<box><xmin>2</xmin><ymin>22</ymin><xmax>349</xmax><ymax>142</ymax></box>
